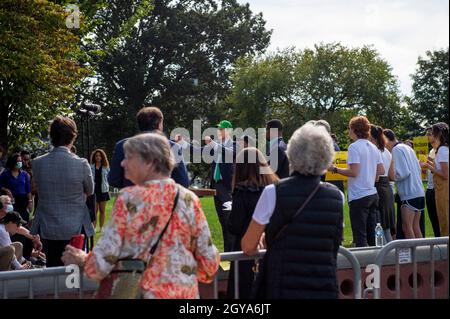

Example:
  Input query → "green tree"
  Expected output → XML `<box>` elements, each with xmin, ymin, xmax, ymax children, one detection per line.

<box><xmin>0</xmin><ymin>0</ymin><xmax>88</xmax><ymax>151</ymax></box>
<box><xmin>408</xmin><ymin>48</ymin><xmax>449</xmax><ymax>128</ymax></box>
<box><xmin>79</xmin><ymin>0</ymin><xmax>271</xmax><ymax>156</ymax></box>
<box><xmin>227</xmin><ymin>43</ymin><xmax>403</xmax><ymax>145</ymax></box>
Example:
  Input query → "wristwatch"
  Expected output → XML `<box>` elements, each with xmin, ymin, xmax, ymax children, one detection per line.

<box><xmin>333</xmin><ymin>167</ymin><xmax>338</xmax><ymax>174</ymax></box>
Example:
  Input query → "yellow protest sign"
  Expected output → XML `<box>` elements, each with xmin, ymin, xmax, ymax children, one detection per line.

<box><xmin>413</xmin><ymin>136</ymin><xmax>429</xmax><ymax>158</ymax></box>
<box><xmin>413</xmin><ymin>136</ymin><xmax>429</xmax><ymax>181</ymax></box>
<box><xmin>325</xmin><ymin>151</ymin><xmax>348</xmax><ymax>181</ymax></box>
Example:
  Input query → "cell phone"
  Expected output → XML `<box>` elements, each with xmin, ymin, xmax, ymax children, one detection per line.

<box><xmin>69</xmin><ymin>234</ymin><xmax>85</xmax><ymax>250</ymax></box>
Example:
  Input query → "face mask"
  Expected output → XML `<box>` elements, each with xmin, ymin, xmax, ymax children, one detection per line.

<box><xmin>16</xmin><ymin>162</ymin><xmax>22</xmax><ymax>169</ymax></box>
<box><xmin>6</xmin><ymin>204</ymin><xmax>14</xmax><ymax>213</ymax></box>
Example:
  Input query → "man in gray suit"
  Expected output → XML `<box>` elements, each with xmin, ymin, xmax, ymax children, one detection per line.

<box><xmin>31</xmin><ymin>116</ymin><xmax>94</xmax><ymax>267</ymax></box>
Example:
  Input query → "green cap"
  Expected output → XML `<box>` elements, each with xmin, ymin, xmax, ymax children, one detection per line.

<box><xmin>217</xmin><ymin>120</ymin><xmax>233</xmax><ymax>129</ymax></box>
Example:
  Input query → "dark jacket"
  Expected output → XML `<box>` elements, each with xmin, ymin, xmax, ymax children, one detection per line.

<box><xmin>188</xmin><ymin>139</ymin><xmax>236</xmax><ymax>200</ymax></box>
<box><xmin>268</xmin><ymin>137</ymin><xmax>289</xmax><ymax>179</ymax></box>
<box><xmin>108</xmin><ymin>136</ymin><xmax>189</xmax><ymax>189</ymax></box>
<box><xmin>209</xmin><ymin>139</ymin><xmax>237</xmax><ymax>195</ymax></box>
<box><xmin>227</xmin><ymin>183</ymin><xmax>265</xmax><ymax>299</ymax></box>
<box><xmin>228</xmin><ymin>184</ymin><xmax>265</xmax><ymax>249</ymax></box>
<box><xmin>263</xmin><ymin>173</ymin><xmax>343</xmax><ymax>299</ymax></box>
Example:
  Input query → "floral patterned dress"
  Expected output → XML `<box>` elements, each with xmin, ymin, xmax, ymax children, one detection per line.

<box><xmin>84</xmin><ymin>179</ymin><xmax>220</xmax><ymax>298</ymax></box>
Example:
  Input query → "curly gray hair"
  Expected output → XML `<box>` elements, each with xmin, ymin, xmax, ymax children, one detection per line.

<box><xmin>123</xmin><ymin>132</ymin><xmax>175</xmax><ymax>176</ymax></box>
<box><xmin>287</xmin><ymin>123</ymin><xmax>335</xmax><ymax>176</ymax></box>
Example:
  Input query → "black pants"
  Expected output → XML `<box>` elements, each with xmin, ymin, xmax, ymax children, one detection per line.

<box><xmin>426</xmin><ymin>188</ymin><xmax>440</xmax><ymax>237</ymax></box>
<box><xmin>349</xmin><ymin>194</ymin><xmax>379</xmax><ymax>247</ymax></box>
<box><xmin>214</xmin><ymin>182</ymin><xmax>235</xmax><ymax>252</ymax></box>
<box><xmin>42</xmin><ymin>239</ymin><xmax>70</xmax><ymax>267</ymax></box>
<box><xmin>395</xmin><ymin>194</ymin><xmax>426</xmax><ymax>239</ymax></box>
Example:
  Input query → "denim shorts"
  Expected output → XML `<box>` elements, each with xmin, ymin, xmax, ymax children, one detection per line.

<box><xmin>401</xmin><ymin>197</ymin><xmax>425</xmax><ymax>213</ymax></box>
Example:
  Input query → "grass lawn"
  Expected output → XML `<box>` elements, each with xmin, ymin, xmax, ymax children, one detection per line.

<box><xmin>96</xmin><ymin>189</ymin><xmax>435</xmax><ymax>252</ymax></box>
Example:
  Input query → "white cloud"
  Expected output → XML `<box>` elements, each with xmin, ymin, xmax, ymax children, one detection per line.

<box><xmin>238</xmin><ymin>0</ymin><xmax>449</xmax><ymax>95</ymax></box>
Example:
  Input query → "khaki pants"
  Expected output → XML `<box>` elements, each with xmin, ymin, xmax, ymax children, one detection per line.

<box><xmin>434</xmin><ymin>174</ymin><xmax>449</xmax><ymax>236</ymax></box>
<box><xmin>11</xmin><ymin>242</ymin><xmax>23</xmax><ymax>263</ymax></box>
<box><xmin>0</xmin><ymin>246</ymin><xmax>15</xmax><ymax>271</ymax></box>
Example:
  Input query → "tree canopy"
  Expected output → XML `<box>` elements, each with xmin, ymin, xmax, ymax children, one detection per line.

<box><xmin>226</xmin><ymin>43</ymin><xmax>405</xmax><ymax>146</ymax></box>
<box><xmin>408</xmin><ymin>48</ymin><xmax>449</xmax><ymax>129</ymax></box>
<box><xmin>80</xmin><ymin>0</ymin><xmax>271</xmax><ymax>155</ymax></box>
<box><xmin>0</xmin><ymin>0</ymin><xmax>88</xmax><ymax>151</ymax></box>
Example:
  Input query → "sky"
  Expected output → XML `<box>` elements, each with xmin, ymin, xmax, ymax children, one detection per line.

<box><xmin>238</xmin><ymin>0</ymin><xmax>449</xmax><ymax>96</ymax></box>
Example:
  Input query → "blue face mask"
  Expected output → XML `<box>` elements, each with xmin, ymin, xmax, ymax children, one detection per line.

<box><xmin>16</xmin><ymin>162</ymin><xmax>22</xmax><ymax>169</ymax></box>
<box><xmin>6</xmin><ymin>205</ymin><xmax>14</xmax><ymax>213</ymax></box>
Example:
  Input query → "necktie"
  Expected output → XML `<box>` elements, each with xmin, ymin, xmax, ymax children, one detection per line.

<box><xmin>214</xmin><ymin>147</ymin><xmax>222</xmax><ymax>182</ymax></box>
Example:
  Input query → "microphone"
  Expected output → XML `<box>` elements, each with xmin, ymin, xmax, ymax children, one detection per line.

<box><xmin>81</xmin><ymin>102</ymin><xmax>101</xmax><ymax>114</ymax></box>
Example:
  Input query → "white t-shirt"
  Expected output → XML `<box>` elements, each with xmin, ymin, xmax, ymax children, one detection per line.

<box><xmin>379</xmin><ymin>148</ymin><xmax>392</xmax><ymax>177</ymax></box>
<box><xmin>252</xmin><ymin>184</ymin><xmax>345</xmax><ymax>225</ymax></box>
<box><xmin>435</xmin><ymin>146</ymin><xmax>449</xmax><ymax>172</ymax></box>
<box><xmin>347</xmin><ymin>139</ymin><xmax>383</xmax><ymax>202</ymax></box>
<box><xmin>0</xmin><ymin>224</ymin><xmax>22</xmax><ymax>270</ymax></box>
<box><xmin>0</xmin><ymin>224</ymin><xmax>11</xmax><ymax>247</ymax></box>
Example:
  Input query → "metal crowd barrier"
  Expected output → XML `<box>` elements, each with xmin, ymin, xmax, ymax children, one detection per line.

<box><xmin>2</xmin><ymin>239</ymin><xmax>446</xmax><ymax>299</ymax></box>
<box><xmin>0</xmin><ymin>266</ymin><xmax>86</xmax><ymax>299</ymax></box>
<box><xmin>214</xmin><ymin>246</ymin><xmax>362</xmax><ymax>299</ymax></box>
<box><xmin>371</xmin><ymin>237</ymin><xmax>449</xmax><ymax>299</ymax></box>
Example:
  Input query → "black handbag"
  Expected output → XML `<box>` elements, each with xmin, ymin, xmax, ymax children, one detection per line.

<box><xmin>251</xmin><ymin>183</ymin><xmax>321</xmax><ymax>299</ymax></box>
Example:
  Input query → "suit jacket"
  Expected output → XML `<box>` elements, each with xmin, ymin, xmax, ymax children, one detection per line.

<box><xmin>268</xmin><ymin>137</ymin><xmax>290</xmax><ymax>179</ymax></box>
<box><xmin>30</xmin><ymin>147</ymin><xmax>95</xmax><ymax>240</ymax></box>
<box><xmin>108</xmin><ymin>135</ymin><xmax>189</xmax><ymax>189</ymax></box>
<box><xmin>208</xmin><ymin>139</ymin><xmax>237</xmax><ymax>201</ymax></box>
<box><xmin>186</xmin><ymin>138</ymin><xmax>236</xmax><ymax>201</ymax></box>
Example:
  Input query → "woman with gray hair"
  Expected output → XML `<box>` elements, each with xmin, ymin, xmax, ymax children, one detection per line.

<box><xmin>242</xmin><ymin>123</ymin><xmax>344</xmax><ymax>299</ymax></box>
<box><xmin>62</xmin><ymin>133</ymin><xmax>220</xmax><ymax>298</ymax></box>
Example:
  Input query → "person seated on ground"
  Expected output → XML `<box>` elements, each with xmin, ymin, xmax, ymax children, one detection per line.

<box><xmin>0</xmin><ymin>195</ymin><xmax>44</xmax><ymax>266</ymax></box>
<box><xmin>62</xmin><ymin>133</ymin><xmax>220</xmax><ymax>299</ymax></box>
<box><xmin>242</xmin><ymin>123</ymin><xmax>344</xmax><ymax>299</ymax></box>
<box><xmin>0</xmin><ymin>212</ymin><xmax>33</xmax><ymax>270</ymax></box>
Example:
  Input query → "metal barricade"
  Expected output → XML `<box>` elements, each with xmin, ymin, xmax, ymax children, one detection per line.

<box><xmin>0</xmin><ymin>266</ymin><xmax>86</xmax><ymax>299</ymax></box>
<box><xmin>371</xmin><ymin>237</ymin><xmax>449</xmax><ymax>299</ymax></box>
<box><xmin>214</xmin><ymin>246</ymin><xmax>362</xmax><ymax>299</ymax></box>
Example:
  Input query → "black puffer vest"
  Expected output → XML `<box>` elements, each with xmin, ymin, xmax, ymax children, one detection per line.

<box><xmin>264</xmin><ymin>173</ymin><xmax>343</xmax><ymax>299</ymax></box>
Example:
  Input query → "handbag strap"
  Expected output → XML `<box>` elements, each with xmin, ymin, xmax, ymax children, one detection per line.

<box><xmin>273</xmin><ymin>182</ymin><xmax>321</xmax><ymax>241</ymax></box>
<box><xmin>148</xmin><ymin>187</ymin><xmax>180</xmax><ymax>257</ymax></box>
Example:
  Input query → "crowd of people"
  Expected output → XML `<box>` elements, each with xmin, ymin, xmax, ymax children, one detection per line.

<box><xmin>0</xmin><ymin>106</ymin><xmax>448</xmax><ymax>299</ymax></box>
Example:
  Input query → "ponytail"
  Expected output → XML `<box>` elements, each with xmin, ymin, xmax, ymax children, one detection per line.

<box><xmin>370</xmin><ymin>125</ymin><xmax>386</xmax><ymax>151</ymax></box>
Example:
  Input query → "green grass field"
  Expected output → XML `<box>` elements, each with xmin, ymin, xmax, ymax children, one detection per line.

<box><xmin>96</xmin><ymin>190</ymin><xmax>435</xmax><ymax>252</ymax></box>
